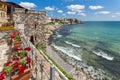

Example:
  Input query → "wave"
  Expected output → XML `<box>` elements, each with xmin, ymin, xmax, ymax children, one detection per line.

<box><xmin>56</xmin><ymin>34</ymin><xmax>62</xmax><ymax>38</ymax></box>
<box><xmin>55</xmin><ymin>32</ymin><xmax>62</xmax><ymax>38</ymax></box>
<box><xmin>54</xmin><ymin>34</ymin><xmax>62</xmax><ymax>39</ymax></box>
<box><xmin>65</xmin><ymin>41</ymin><xmax>81</xmax><ymax>48</ymax></box>
<box><xmin>52</xmin><ymin>44</ymin><xmax>82</xmax><ymax>61</ymax></box>
<box><xmin>92</xmin><ymin>51</ymin><xmax>114</xmax><ymax>61</ymax></box>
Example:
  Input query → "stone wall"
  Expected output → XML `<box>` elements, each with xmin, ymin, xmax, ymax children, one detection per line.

<box><xmin>38</xmin><ymin>11</ymin><xmax>46</xmax><ymax>16</ymax></box>
<box><xmin>14</xmin><ymin>8</ymin><xmax>25</xmax><ymax>13</ymax></box>
<box><xmin>13</xmin><ymin>8</ymin><xmax>47</xmax><ymax>45</ymax></box>
<box><xmin>28</xmin><ymin>10</ymin><xmax>36</xmax><ymax>14</ymax></box>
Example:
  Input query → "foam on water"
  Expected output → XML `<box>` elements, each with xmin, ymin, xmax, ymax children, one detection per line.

<box><xmin>65</xmin><ymin>41</ymin><xmax>81</xmax><ymax>48</ymax></box>
<box><xmin>55</xmin><ymin>32</ymin><xmax>63</xmax><ymax>38</ymax></box>
<box><xmin>92</xmin><ymin>51</ymin><xmax>114</xmax><ymax>61</ymax></box>
<box><xmin>51</xmin><ymin>22</ymin><xmax>120</xmax><ymax>79</ymax></box>
<box><xmin>56</xmin><ymin>34</ymin><xmax>62</xmax><ymax>38</ymax></box>
<box><xmin>52</xmin><ymin>44</ymin><xmax>82</xmax><ymax>61</ymax></box>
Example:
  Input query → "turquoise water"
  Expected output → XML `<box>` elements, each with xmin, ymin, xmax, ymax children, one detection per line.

<box><xmin>51</xmin><ymin>21</ymin><xmax>120</xmax><ymax>79</ymax></box>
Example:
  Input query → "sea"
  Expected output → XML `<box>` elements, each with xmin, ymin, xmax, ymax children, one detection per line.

<box><xmin>50</xmin><ymin>21</ymin><xmax>120</xmax><ymax>80</ymax></box>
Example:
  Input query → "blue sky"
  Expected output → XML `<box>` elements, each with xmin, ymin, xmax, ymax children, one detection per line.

<box><xmin>7</xmin><ymin>0</ymin><xmax>120</xmax><ymax>21</ymax></box>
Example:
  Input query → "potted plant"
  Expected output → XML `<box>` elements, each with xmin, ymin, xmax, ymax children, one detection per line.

<box><xmin>13</xmin><ymin>47</ymin><xmax>31</xmax><ymax>59</ymax></box>
<box><xmin>13</xmin><ymin>34</ymin><xmax>22</xmax><ymax>47</ymax></box>
<box><xmin>10</xmin><ymin>30</ymin><xmax>22</xmax><ymax>47</ymax></box>
<box><xmin>0</xmin><ymin>30</ymin><xmax>32</xmax><ymax>80</ymax></box>
<box><xmin>10</xmin><ymin>57</ymin><xmax>31</xmax><ymax>80</ymax></box>
<box><xmin>0</xmin><ymin>57</ymin><xmax>31</xmax><ymax>80</ymax></box>
<box><xmin>19</xmin><ymin>50</ymin><xmax>27</xmax><ymax>58</ymax></box>
<box><xmin>0</xmin><ymin>23</ymin><xmax>14</xmax><ymax>30</ymax></box>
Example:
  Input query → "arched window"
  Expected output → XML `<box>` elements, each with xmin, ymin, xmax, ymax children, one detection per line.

<box><xmin>30</xmin><ymin>36</ymin><xmax>34</xmax><ymax>44</ymax></box>
<box><xmin>25</xmin><ymin>9</ymin><xmax>28</xmax><ymax>14</ymax></box>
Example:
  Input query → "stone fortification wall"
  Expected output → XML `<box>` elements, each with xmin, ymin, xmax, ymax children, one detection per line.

<box><xmin>13</xmin><ymin>8</ymin><xmax>47</xmax><ymax>45</ymax></box>
<box><xmin>38</xmin><ymin>11</ymin><xmax>46</xmax><ymax>16</ymax></box>
<box><xmin>14</xmin><ymin>8</ymin><xmax>25</xmax><ymax>13</ymax></box>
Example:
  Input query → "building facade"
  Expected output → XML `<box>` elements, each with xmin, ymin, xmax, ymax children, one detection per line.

<box><xmin>6</xmin><ymin>2</ymin><xmax>25</xmax><ymax>22</ymax></box>
<box><xmin>0</xmin><ymin>1</ymin><xmax>7</xmax><ymax>26</ymax></box>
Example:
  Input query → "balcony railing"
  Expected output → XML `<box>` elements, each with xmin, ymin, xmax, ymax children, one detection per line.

<box><xmin>22</xmin><ymin>34</ymin><xmax>68</xmax><ymax>80</ymax></box>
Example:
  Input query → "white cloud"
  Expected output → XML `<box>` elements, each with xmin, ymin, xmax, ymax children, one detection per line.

<box><xmin>45</xmin><ymin>6</ymin><xmax>54</xmax><ymax>11</ymax></box>
<box><xmin>112</xmin><ymin>15</ymin><xmax>116</xmax><ymax>18</ymax></box>
<box><xmin>114</xmin><ymin>13</ymin><xmax>120</xmax><ymax>15</ymax></box>
<box><xmin>67</xmin><ymin>11</ymin><xmax>76</xmax><ymax>15</ymax></box>
<box><xmin>62</xmin><ymin>14</ymin><xmax>66</xmax><ymax>16</ymax></box>
<box><xmin>112</xmin><ymin>12</ymin><xmax>120</xmax><ymax>18</ymax></box>
<box><xmin>19</xmin><ymin>2</ymin><xmax>36</xmax><ymax>9</ymax></box>
<box><xmin>67</xmin><ymin>4</ymin><xmax>85</xmax><ymax>12</ymax></box>
<box><xmin>95</xmin><ymin>11</ymin><xmax>111</xmax><ymax>15</ymax></box>
<box><xmin>57</xmin><ymin>10</ymin><xmax>63</xmax><ymax>13</ymax></box>
<box><xmin>78</xmin><ymin>13</ymin><xmax>86</xmax><ymax>16</ymax></box>
<box><xmin>89</xmin><ymin>6</ymin><xmax>103</xmax><ymax>10</ymax></box>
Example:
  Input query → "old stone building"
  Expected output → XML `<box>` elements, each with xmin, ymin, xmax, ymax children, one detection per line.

<box><xmin>13</xmin><ymin>8</ymin><xmax>47</xmax><ymax>45</ymax></box>
<box><xmin>1</xmin><ymin>1</ymin><xmax>47</xmax><ymax>45</ymax></box>
<box><xmin>0</xmin><ymin>1</ymin><xmax>7</xmax><ymax>26</ymax></box>
<box><xmin>6</xmin><ymin>2</ymin><xmax>24</xmax><ymax>22</ymax></box>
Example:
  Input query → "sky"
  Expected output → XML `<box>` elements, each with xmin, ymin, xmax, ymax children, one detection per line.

<box><xmin>6</xmin><ymin>0</ymin><xmax>120</xmax><ymax>21</ymax></box>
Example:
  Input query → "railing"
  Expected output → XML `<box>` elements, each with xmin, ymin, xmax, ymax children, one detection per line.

<box><xmin>21</xmin><ymin>34</ymin><xmax>68</xmax><ymax>80</ymax></box>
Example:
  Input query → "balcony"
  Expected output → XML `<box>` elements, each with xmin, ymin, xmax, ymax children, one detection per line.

<box><xmin>22</xmin><ymin>32</ymin><xmax>70</xmax><ymax>80</ymax></box>
<box><xmin>0</xmin><ymin>29</ymin><xmax>70</xmax><ymax>80</ymax></box>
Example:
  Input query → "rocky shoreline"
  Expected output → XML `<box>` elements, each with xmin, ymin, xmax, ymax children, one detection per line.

<box><xmin>45</xmin><ymin>23</ymin><xmax>112</xmax><ymax>80</ymax></box>
<box><xmin>45</xmin><ymin>24</ymin><xmax>95</xmax><ymax>80</ymax></box>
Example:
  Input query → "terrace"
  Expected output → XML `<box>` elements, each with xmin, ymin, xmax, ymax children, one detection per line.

<box><xmin>0</xmin><ymin>29</ymin><xmax>70</xmax><ymax>80</ymax></box>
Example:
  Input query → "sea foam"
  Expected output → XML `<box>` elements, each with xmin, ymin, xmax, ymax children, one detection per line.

<box><xmin>52</xmin><ymin>44</ymin><xmax>82</xmax><ymax>61</ymax></box>
<box><xmin>65</xmin><ymin>41</ymin><xmax>81</xmax><ymax>48</ymax></box>
<box><xmin>92</xmin><ymin>51</ymin><xmax>114</xmax><ymax>61</ymax></box>
<box><xmin>55</xmin><ymin>32</ymin><xmax>63</xmax><ymax>38</ymax></box>
<box><xmin>56</xmin><ymin>34</ymin><xmax>62</xmax><ymax>38</ymax></box>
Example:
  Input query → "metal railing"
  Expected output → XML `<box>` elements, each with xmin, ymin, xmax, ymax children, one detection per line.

<box><xmin>21</xmin><ymin>34</ymin><xmax>68</xmax><ymax>80</ymax></box>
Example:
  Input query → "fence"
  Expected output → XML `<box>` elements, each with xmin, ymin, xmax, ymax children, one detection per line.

<box><xmin>22</xmin><ymin>34</ymin><xmax>68</xmax><ymax>80</ymax></box>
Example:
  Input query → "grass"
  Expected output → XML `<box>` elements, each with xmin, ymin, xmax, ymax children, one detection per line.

<box><xmin>36</xmin><ymin>43</ymin><xmax>74</xmax><ymax>80</ymax></box>
<box><xmin>45</xmin><ymin>22</ymin><xmax>54</xmax><ymax>25</ymax></box>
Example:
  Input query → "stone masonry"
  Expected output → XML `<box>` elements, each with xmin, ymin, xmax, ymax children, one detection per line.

<box><xmin>13</xmin><ymin>8</ymin><xmax>47</xmax><ymax>45</ymax></box>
